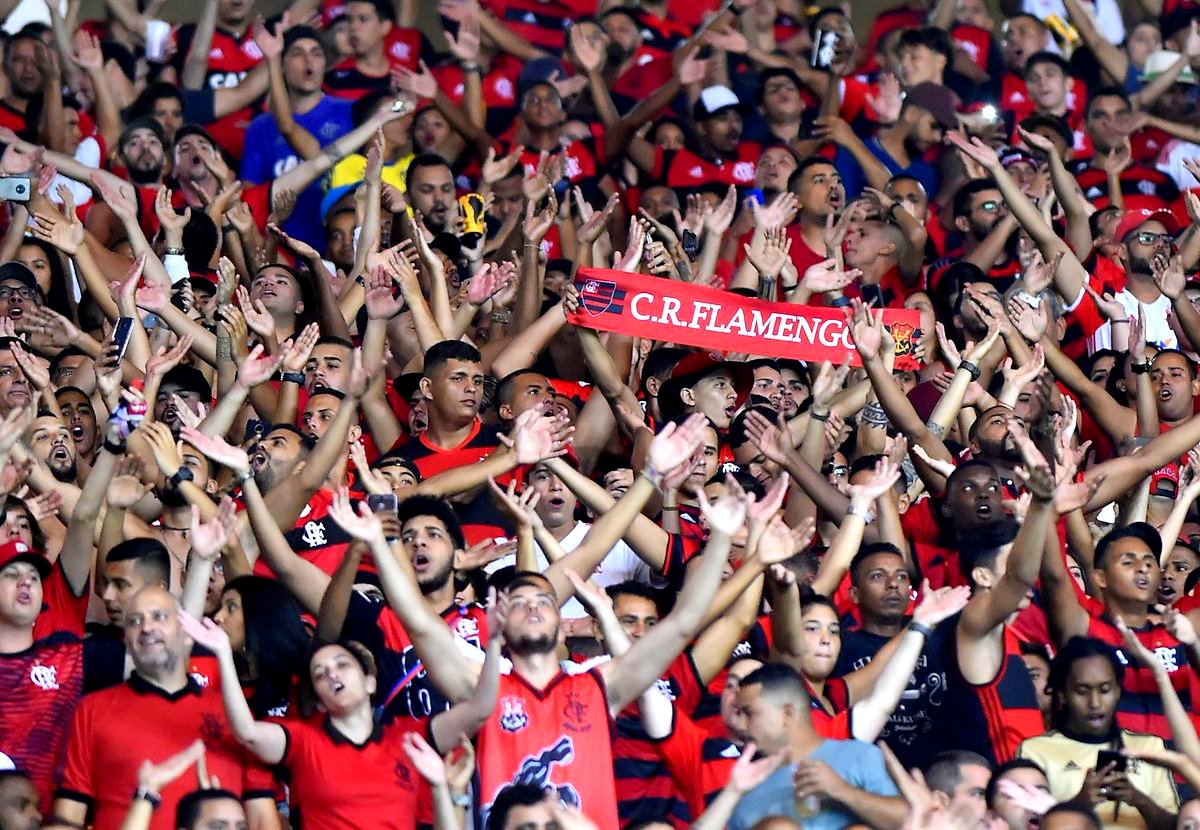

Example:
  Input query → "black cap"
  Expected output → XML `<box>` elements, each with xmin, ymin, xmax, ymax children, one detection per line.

<box><xmin>119</xmin><ymin>116</ymin><xmax>167</xmax><ymax>151</ymax></box>
<box><xmin>1018</xmin><ymin>112</ymin><xmax>1072</xmax><ymax>148</ymax></box>
<box><xmin>0</xmin><ymin>262</ymin><xmax>38</xmax><ymax>292</ymax></box>
<box><xmin>283</xmin><ymin>25</ymin><xmax>323</xmax><ymax>53</ymax></box>
<box><xmin>161</xmin><ymin>364</ymin><xmax>212</xmax><ymax>400</ymax></box>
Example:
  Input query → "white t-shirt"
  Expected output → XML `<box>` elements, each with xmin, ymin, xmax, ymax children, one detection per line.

<box><xmin>1115</xmin><ymin>290</ymin><xmax>1177</xmax><ymax>350</ymax></box>
<box><xmin>486</xmin><ymin>520</ymin><xmax>653</xmax><ymax>619</ymax></box>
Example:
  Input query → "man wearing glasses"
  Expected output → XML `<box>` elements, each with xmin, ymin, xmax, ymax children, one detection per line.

<box><xmin>0</xmin><ymin>263</ymin><xmax>43</xmax><ymax>324</ymax></box>
<box><xmin>1110</xmin><ymin>207</ymin><xmax>1183</xmax><ymax>349</ymax></box>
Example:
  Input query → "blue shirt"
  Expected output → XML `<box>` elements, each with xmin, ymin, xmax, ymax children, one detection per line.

<box><xmin>835</xmin><ymin>138</ymin><xmax>939</xmax><ymax>202</ymax></box>
<box><xmin>728</xmin><ymin>739</ymin><xmax>899</xmax><ymax>830</ymax></box>
<box><xmin>240</xmin><ymin>96</ymin><xmax>353</xmax><ymax>250</ymax></box>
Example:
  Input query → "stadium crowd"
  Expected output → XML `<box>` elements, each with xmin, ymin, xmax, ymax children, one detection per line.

<box><xmin>16</xmin><ymin>0</ymin><xmax>1200</xmax><ymax>826</ymax></box>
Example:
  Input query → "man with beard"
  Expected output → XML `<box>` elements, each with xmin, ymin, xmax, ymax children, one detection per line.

<box><xmin>369</xmin><ymin>417</ymin><xmax>728</xmax><ymax>826</ymax></box>
<box><xmin>24</xmin><ymin>416</ymin><xmax>77</xmax><ymax>485</ymax></box>
<box><xmin>598</xmin><ymin>7</ymin><xmax>672</xmax><ymax>112</ymax></box>
<box><xmin>54</xmin><ymin>387</ymin><xmax>97</xmax><ymax>467</ymax></box>
<box><xmin>404</xmin><ymin>155</ymin><xmax>459</xmax><ymax>235</ymax></box>
<box><xmin>930</xmin><ymin>178</ymin><xmax>1020</xmax><ymax>291</ymax></box>
<box><xmin>152</xmin><ymin>365</ymin><xmax>210</xmax><ymax>438</ymax></box>
<box><xmin>53</xmin><ymin>587</ymin><xmax>277</xmax><ymax>830</ymax></box>
<box><xmin>0</xmin><ymin>32</ymin><xmax>44</xmax><ymax>134</ymax></box>
<box><xmin>828</xmin><ymin>82</ymin><xmax>953</xmax><ymax>200</ymax></box>
<box><xmin>1110</xmin><ymin>209</ymin><xmax>1182</xmax><ymax>348</ymax></box>
<box><xmin>243</xmin><ymin>25</ymin><xmax>352</xmax><ymax>249</ymax></box>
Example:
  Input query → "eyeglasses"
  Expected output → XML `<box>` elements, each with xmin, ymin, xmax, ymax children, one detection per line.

<box><xmin>825</xmin><ymin>464</ymin><xmax>849</xmax><ymax>478</ymax></box>
<box><xmin>0</xmin><ymin>287</ymin><xmax>36</xmax><ymax>301</ymax></box>
<box><xmin>1132</xmin><ymin>231</ymin><xmax>1173</xmax><ymax>247</ymax></box>
<box><xmin>975</xmin><ymin>200</ymin><xmax>1002</xmax><ymax>213</ymax></box>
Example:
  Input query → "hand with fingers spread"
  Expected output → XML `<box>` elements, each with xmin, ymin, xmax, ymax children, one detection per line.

<box><xmin>488</xmin><ymin>477</ymin><xmax>542</xmax><ymax>532</ymax></box>
<box><xmin>189</xmin><ymin>501</ymin><xmax>231</xmax><ymax>562</ymax></box>
<box><xmin>328</xmin><ymin>487</ymin><xmax>384</xmax><ymax>544</ymax></box>
<box><xmin>30</xmin><ymin>185</ymin><xmax>84</xmax><ymax>255</ymax></box>
<box><xmin>912</xmin><ymin>579</ymin><xmax>972</xmax><ymax>628</ymax></box>
<box><xmin>179</xmin><ymin>427</ymin><xmax>251</xmax><ymax>478</ymax></box>
<box><xmin>363</xmin><ymin>265</ymin><xmax>406</xmax><ymax>320</ymax></box>
<box><xmin>1021</xmin><ymin>250</ymin><xmax>1063</xmax><ymax>295</ymax></box>
<box><xmin>744</xmin><ymin>409</ymin><xmax>796</xmax><ymax>467</ymax></box>
<box><xmin>523</xmin><ymin>190</ymin><xmax>558</xmax><ymax>245</ymax></box>
<box><xmin>646</xmin><ymin>413</ymin><xmax>708</xmax><ymax>486</ymax></box>
<box><xmin>702</xmin><ymin>186</ymin><xmax>738</xmax><ymax>238</ymax></box>
<box><xmin>145</xmin><ymin>333</ymin><xmax>194</xmax><ymax>383</ymax></box>
<box><xmin>578</xmin><ymin>191</ymin><xmax>619</xmax><ymax>245</ymax></box>
<box><xmin>697</xmin><ymin>476</ymin><xmax>748</xmax><ymax>537</ymax></box>
<box><xmin>235</xmin><ymin>343</ymin><xmax>283</xmax><ymax>390</ymax></box>
<box><xmin>847</xmin><ymin>455</ymin><xmax>902</xmax><ymax>512</ymax></box>
<box><xmin>498</xmin><ymin>407</ymin><xmax>574</xmax><ymax>465</ymax></box>
<box><xmin>809</xmin><ymin>358</ymin><xmax>852</xmax><ymax>413</ymax></box>
<box><xmin>847</xmin><ymin>298</ymin><xmax>889</xmax><ymax>361</ymax></box>
<box><xmin>744</xmin><ymin>226</ymin><xmax>793</xmax><ymax>280</ymax></box>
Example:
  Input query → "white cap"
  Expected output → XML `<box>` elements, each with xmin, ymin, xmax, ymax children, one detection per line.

<box><xmin>1141</xmin><ymin>50</ymin><xmax>1198</xmax><ymax>84</ymax></box>
<box><xmin>695</xmin><ymin>85</ymin><xmax>741</xmax><ymax>119</ymax></box>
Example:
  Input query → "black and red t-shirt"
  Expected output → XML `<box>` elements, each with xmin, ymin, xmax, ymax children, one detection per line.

<box><xmin>653</xmin><ymin>707</ymin><xmax>740</xmax><ymax>822</ymax></box>
<box><xmin>1071</xmin><ymin>158</ymin><xmax>1182</xmax><ymax>213</ymax></box>
<box><xmin>341</xmin><ymin>590</ymin><xmax>488</xmax><ymax>720</ymax></box>
<box><xmin>651</xmin><ymin>144</ymin><xmax>761</xmax><ymax>193</ymax></box>
<box><xmin>392</xmin><ymin>420</ymin><xmax>512</xmax><ymax>544</ymax></box>
<box><xmin>172</xmin><ymin>24</ymin><xmax>264</xmax><ymax>158</ymax></box>
<box><xmin>2</xmin><ymin>561</ymin><xmax>86</xmax><ymax>811</ymax></box>
<box><xmin>323</xmin><ymin>29</ymin><xmax>425</xmax><ymax>99</ymax></box>
<box><xmin>482</xmin><ymin>0</ymin><xmax>597</xmax><ymax>51</ymax></box>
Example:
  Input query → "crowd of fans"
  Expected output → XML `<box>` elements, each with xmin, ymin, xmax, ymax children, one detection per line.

<box><xmin>13</xmin><ymin>0</ymin><xmax>1200</xmax><ymax>826</ymax></box>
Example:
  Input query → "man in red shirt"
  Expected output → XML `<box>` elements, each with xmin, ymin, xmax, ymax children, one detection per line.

<box><xmin>52</xmin><ymin>587</ymin><xmax>277</xmax><ymax>830</ymax></box>
<box><xmin>324</xmin><ymin>0</ymin><xmax>422</xmax><ymax>99</ymax></box>
<box><xmin>0</xmin><ymin>31</ymin><xmax>44</xmax><ymax>134</ymax></box>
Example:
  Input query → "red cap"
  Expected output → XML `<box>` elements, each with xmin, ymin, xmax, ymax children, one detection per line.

<box><xmin>0</xmin><ymin>540</ymin><xmax>49</xmax><ymax>578</ymax></box>
<box><xmin>1114</xmin><ymin>208</ymin><xmax>1182</xmax><ymax>243</ymax></box>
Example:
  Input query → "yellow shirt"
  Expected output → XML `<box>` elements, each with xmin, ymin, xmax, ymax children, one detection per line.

<box><xmin>1017</xmin><ymin>730</ymin><xmax>1178</xmax><ymax>830</ymax></box>
<box><xmin>326</xmin><ymin>152</ymin><xmax>414</xmax><ymax>194</ymax></box>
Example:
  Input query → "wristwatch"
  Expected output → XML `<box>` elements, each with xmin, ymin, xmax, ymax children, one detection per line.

<box><xmin>1131</xmin><ymin>359</ymin><xmax>1153</xmax><ymax>374</ymax></box>
<box><xmin>278</xmin><ymin>371</ymin><xmax>305</xmax><ymax>384</ymax></box>
<box><xmin>133</xmin><ymin>787</ymin><xmax>162</xmax><ymax>808</ymax></box>
<box><xmin>168</xmin><ymin>467</ymin><xmax>195</xmax><ymax>489</ymax></box>
<box><xmin>958</xmin><ymin>359</ymin><xmax>982</xmax><ymax>381</ymax></box>
<box><xmin>846</xmin><ymin>502</ymin><xmax>874</xmax><ymax>524</ymax></box>
<box><xmin>910</xmin><ymin>621</ymin><xmax>934</xmax><ymax>639</ymax></box>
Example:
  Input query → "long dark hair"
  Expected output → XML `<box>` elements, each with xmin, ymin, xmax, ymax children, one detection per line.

<box><xmin>223</xmin><ymin>575</ymin><xmax>310</xmax><ymax>717</ymax></box>
<box><xmin>18</xmin><ymin>236</ymin><xmax>74</xmax><ymax>320</ymax></box>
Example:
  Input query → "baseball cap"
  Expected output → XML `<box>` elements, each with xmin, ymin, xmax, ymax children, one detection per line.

<box><xmin>1141</xmin><ymin>49</ymin><xmax>1199</xmax><ymax>85</ymax></box>
<box><xmin>0</xmin><ymin>262</ymin><xmax>38</xmax><ymax>292</ymax></box>
<box><xmin>1018</xmin><ymin>113</ymin><xmax>1072</xmax><ymax>148</ymax></box>
<box><xmin>0</xmin><ymin>539</ymin><xmax>49</xmax><ymax>578</ymax></box>
<box><xmin>999</xmin><ymin>146</ymin><xmax>1037</xmax><ymax>169</ymax></box>
<box><xmin>904</xmin><ymin>82</ymin><xmax>959</xmax><ymax>131</ymax></box>
<box><xmin>283</xmin><ymin>25</ymin><xmax>323</xmax><ymax>53</ymax></box>
<box><xmin>1114</xmin><ymin>207</ymin><xmax>1183</xmax><ymax>243</ymax></box>
<box><xmin>161</xmin><ymin>364</ymin><xmax>212</xmax><ymax>400</ymax></box>
<box><xmin>692</xmin><ymin>86</ymin><xmax>741</xmax><ymax>121</ymax></box>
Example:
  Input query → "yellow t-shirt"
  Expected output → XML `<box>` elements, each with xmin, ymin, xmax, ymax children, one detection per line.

<box><xmin>1017</xmin><ymin>730</ymin><xmax>1178</xmax><ymax>830</ymax></box>
<box><xmin>326</xmin><ymin>152</ymin><xmax>414</xmax><ymax>194</ymax></box>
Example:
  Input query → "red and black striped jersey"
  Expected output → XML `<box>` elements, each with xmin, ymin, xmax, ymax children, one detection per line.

<box><xmin>652</xmin><ymin>145</ymin><xmax>761</xmax><ymax>192</ymax></box>
<box><xmin>1087</xmin><ymin>613</ymin><xmax>1199</xmax><ymax>743</ymax></box>
<box><xmin>613</xmin><ymin>652</ymin><xmax>706</xmax><ymax>827</ymax></box>
<box><xmin>654</xmin><ymin>706</ymin><xmax>741</xmax><ymax>821</ymax></box>
<box><xmin>946</xmin><ymin>620</ymin><xmax>1044</xmax><ymax>764</ymax></box>
<box><xmin>1071</xmin><ymin>159</ymin><xmax>1181</xmax><ymax>213</ymax></box>
<box><xmin>482</xmin><ymin>0</ymin><xmax>597</xmax><ymax>51</ymax></box>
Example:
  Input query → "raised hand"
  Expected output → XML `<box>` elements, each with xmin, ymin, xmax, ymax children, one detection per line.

<box><xmin>363</xmin><ymin>265</ymin><xmax>406</xmax><ymax>320</ymax></box>
<box><xmin>727</xmin><ymin>743</ymin><xmax>789</xmax><ymax>794</ymax></box>
<box><xmin>235</xmin><ymin>343</ymin><xmax>283</xmax><ymax>390</ymax></box>
<box><xmin>847</xmin><ymin>298</ymin><xmax>887</xmax><ymax>360</ymax></box>
<box><xmin>488</xmin><ymin>477</ymin><xmax>542</xmax><ymax>531</ymax></box>
<box><xmin>328</xmin><ymin>487</ymin><xmax>385</xmax><ymax>543</ymax></box>
<box><xmin>744</xmin><ymin>226</ymin><xmax>793</xmax><ymax>278</ymax></box>
<box><xmin>391</xmin><ymin>61</ymin><xmax>438</xmax><ymax>100</ymax></box>
<box><xmin>481</xmin><ymin>145</ymin><xmax>522</xmax><ymax>186</ymax></box>
<box><xmin>401</xmin><ymin>732</ymin><xmax>448</xmax><ymax>786</ymax></box>
<box><xmin>702</xmin><ymin>186</ymin><xmax>738</xmax><ymax>237</ymax></box>
<box><xmin>1006</xmin><ymin>295</ymin><xmax>1050</xmax><ymax>343</ymax></box>
<box><xmin>179</xmin><ymin>609</ymin><xmax>232</xmax><ymax>656</ymax></box>
<box><xmin>189</xmin><ymin>502</ymin><xmax>229</xmax><ymax>561</ymax></box>
<box><xmin>847</xmin><ymin>456</ymin><xmax>902</xmax><ymax>509</ymax></box>
<box><xmin>569</xmin><ymin>23</ymin><xmax>605</xmax><ymax>72</ymax></box>
<box><xmin>912</xmin><ymin>579</ymin><xmax>971</xmax><ymax>627</ymax></box>
<box><xmin>1021</xmin><ymin>249</ymin><xmax>1062</xmax><ymax>295</ymax></box>
<box><xmin>499</xmin><ymin>407</ymin><xmax>574</xmax><ymax>464</ymax></box>
<box><xmin>138</xmin><ymin>740</ymin><xmax>207</xmax><ymax>796</ymax></box>
<box><xmin>145</xmin><ymin>333</ymin><xmax>194</xmax><ymax>381</ymax></box>
<box><xmin>30</xmin><ymin>185</ymin><xmax>84</xmax><ymax>255</ymax></box>
<box><xmin>91</xmin><ymin>172</ymin><xmax>139</xmax><ymax>224</ymax></box>
<box><xmin>107</xmin><ymin>454</ymin><xmax>151</xmax><ymax>508</ymax></box>
<box><xmin>809</xmin><ymin>358</ymin><xmax>852</xmax><ymax>411</ymax></box>
<box><xmin>646</xmin><ymin>413</ymin><xmax>708</xmax><ymax>482</ymax></box>
<box><xmin>10</xmin><ymin>341</ymin><xmax>48</xmax><ymax>391</ymax></box>
<box><xmin>697</xmin><ymin>476</ymin><xmax>748</xmax><ymax>537</ymax></box>
<box><xmin>179</xmin><ymin>427</ymin><xmax>250</xmax><ymax>477</ymax></box>
<box><xmin>578</xmin><ymin>191</ymin><xmax>619</xmax><ymax>245</ymax></box>
<box><xmin>523</xmin><ymin>190</ymin><xmax>558</xmax><ymax>245</ymax></box>
<box><xmin>946</xmin><ymin>131</ymin><xmax>1001</xmax><ymax>171</ymax></box>
<box><xmin>756</xmin><ymin>514</ymin><xmax>815</xmax><ymax>565</ymax></box>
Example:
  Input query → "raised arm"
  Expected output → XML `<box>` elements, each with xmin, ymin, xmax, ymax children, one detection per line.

<box><xmin>601</xmin><ymin>483</ymin><xmax>743</xmax><ymax>713</ymax></box>
<box><xmin>180</xmin><ymin>611</ymin><xmax>288</xmax><ymax>764</ymax></box>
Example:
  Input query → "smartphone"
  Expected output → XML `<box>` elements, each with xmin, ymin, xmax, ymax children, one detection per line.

<box><xmin>367</xmin><ymin>493</ymin><xmax>399</xmax><ymax>513</ymax></box>
<box><xmin>1096</xmin><ymin>750</ymin><xmax>1127</xmax><ymax>773</ymax></box>
<box><xmin>746</xmin><ymin>188</ymin><xmax>765</xmax><ymax>206</ymax></box>
<box><xmin>145</xmin><ymin>19</ymin><xmax>171</xmax><ymax>62</ymax></box>
<box><xmin>0</xmin><ymin>176</ymin><xmax>30</xmax><ymax>202</ymax></box>
<box><xmin>811</xmin><ymin>28</ymin><xmax>837</xmax><ymax>71</ymax></box>
<box><xmin>113</xmin><ymin>317</ymin><xmax>135</xmax><ymax>362</ymax></box>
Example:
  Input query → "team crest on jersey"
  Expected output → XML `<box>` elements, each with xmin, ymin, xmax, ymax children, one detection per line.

<box><xmin>190</xmin><ymin>671</ymin><xmax>211</xmax><ymax>688</ymax></box>
<box><xmin>200</xmin><ymin>713</ymin><xmax>226</xmax><ymax>744</ymax></box>
<box><xmin>454</xmin><ymin>615</ymin><xmax>479</xmax><ymax>640</ymax></box>
<box><xmin>394</xmin><ymin>761</ymin><xmax>413</xmax><ymax>788</ymax></box>
<box><xmin>562</xmin><ymin>691</ymin><xmax>591</xmax><ymax>733</ymax></box>
<box><xmin>301</xmin><ymin>520</ymin><xmax>328</xmax><ymax>548</ymax></box>
<box><xmin>733</xmin><ymin>161</ymin><xmax>755</xmax><ymax>182</ymax></box>
<box><xmin>29</xmin><ymin>662</ymin><xmax>58</xmax><ymax>691</ymax></box>
<box><xmin>500</xmin><ymin>695</ymin><xmax>530</xmax><ymax>732</ymax></box>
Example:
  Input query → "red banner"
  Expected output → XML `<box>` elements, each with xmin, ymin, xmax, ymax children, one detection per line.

<box><xmin>568</xmin><ymin>268</ymin><xmax>923</xmax><ymax>368</ymax></box>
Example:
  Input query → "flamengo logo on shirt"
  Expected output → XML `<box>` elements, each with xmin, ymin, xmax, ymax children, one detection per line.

<box><xmin>29</xmin><ymin>662</ymin><xmax>58</xmax><ymax>690</ymax></box>
<box><xmin>301</xmin><ymin>521</ymin><xmax>327</xmax><ymax>548</ymax></box>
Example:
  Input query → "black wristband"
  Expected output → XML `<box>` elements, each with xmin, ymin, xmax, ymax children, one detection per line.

<box><xmin>278</xmin><ymin>371</ymin><xmax>305</xmax><ymax>384</ymax></box>
<box><xmin>134</xmin><ymin>787</ymin><xmax>162</xmax><ymax>808</ymax></box>
<box><xmin>103</xmin><ymin>437</ymin><xmax>127</xmax><ymax>455</ymax></box>
<box><xmin>959</xmin><ymin>360</ymin><xmax>982</xmax><ymax>380</ymax></box>
<box><xmin>810</xmin><ymin>409</ymin><xmax>830</xmax><ymax>422</ymax></box>
<box><xmin>1131</xmin><ymin>360</ymin><xmax>1153</xmax><ymax>375</ymax></box>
